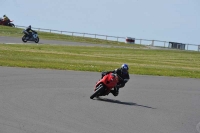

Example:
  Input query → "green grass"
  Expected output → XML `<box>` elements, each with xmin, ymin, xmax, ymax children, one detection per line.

<box><xmin>0</xmin><ymin>44</ymin><xmax>200</xmax><ymax>78</ymax></box>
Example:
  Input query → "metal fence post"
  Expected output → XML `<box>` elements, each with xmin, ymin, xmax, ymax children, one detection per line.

<box><xmin>152</xmin><ymin>40</ymin><xmax>154</xmax><ymax>46</ymax></box>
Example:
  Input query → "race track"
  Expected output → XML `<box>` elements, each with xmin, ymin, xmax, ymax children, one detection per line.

<box><xmin>0</xmin><ymin>37</ymin><xmax>200</xmax><ymax>133</ymax></box>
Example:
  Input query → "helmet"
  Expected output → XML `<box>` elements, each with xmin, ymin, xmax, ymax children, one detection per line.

<box><xmin>28</xmin><ymin>25</ymin><xmax>31</xmax><ymax>28</ymax></box>
<box><xmin>121</xmin><ymin>64</ymin><xmax>129</xmax><ymax>74</ymax></box>
<box><xmin>3</xmin><ymin>15</ymin><xmax>6</xmax><ymax>17</ymax></box>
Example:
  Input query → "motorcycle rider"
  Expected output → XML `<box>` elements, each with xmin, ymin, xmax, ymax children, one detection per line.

<box><xmin>24</xmin><ymin>25</ymin><xmax>36</xmax><ymax>39</ymax></box>
<box><xmin>3</xmin><ymin>15</ymin><xmax>10</xmax><ymax>25</ymax></box>
<box><xmin>101</xmin><ymin>64</ymin><xmax>130</xmax><ymax>96</ymax></box>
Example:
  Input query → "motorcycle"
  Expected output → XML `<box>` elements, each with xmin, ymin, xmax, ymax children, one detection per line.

<box><xmin>0</xmin><ymin>18</ymin><xmax>15</xmax><ymax>27</ymax></box>
<box><xmin>22</xmin><ymin>30</ymin><xmax>39</xmax><ymax>43</ymax></box>
<box><xmin>90</xmin><ymin>73</ymin><xmax>119</xmax><ymax>99</ymax></box>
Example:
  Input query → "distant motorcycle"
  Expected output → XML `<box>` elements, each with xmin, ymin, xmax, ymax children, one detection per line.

<box><xmin>22</xmin><ymin>30</ymin><xmax>39</xmax><ymax>43</ymax></box>
<box><xmin>0</xmin><ymin>18</ymin><xmax>15</xmax><ymax>27</ymax></box>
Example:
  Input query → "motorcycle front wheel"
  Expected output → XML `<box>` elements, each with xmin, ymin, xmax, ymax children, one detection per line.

<box><xmin>90</xmin><ymin>84</ymin><xmax>104</xmax><ymax>99</ymax></box>
<box><xmin>35</xmin><ymin>37</ymin><xmax>39</xmax><ymax>43</ymax></box>
<box><xmin>10</xmin><ymin>23</ymin><xmax>15</xmax><ymax>27</ymax></box>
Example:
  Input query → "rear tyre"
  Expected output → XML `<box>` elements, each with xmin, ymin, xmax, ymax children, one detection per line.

<box><xmin>22</xmin><ymin>35</ymin><xmax>27</xmax><ymax>42</ymax></box>
<box><xmin>90</xmin><ymin>84</ymin><xmax>104</xmax><ymax>99</ymax></box>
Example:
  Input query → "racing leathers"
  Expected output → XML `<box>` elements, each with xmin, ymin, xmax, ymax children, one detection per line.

<box><xmin>24</xmin><ymin>26</ymin><xmax>36</xmax><ymax>39</ymax></box>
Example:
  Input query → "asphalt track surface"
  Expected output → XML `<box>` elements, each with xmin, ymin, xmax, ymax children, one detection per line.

<box><xmin>0</xmin><ymin>37</ymin><xmax>200</xmax><ymax>133</ymax></box>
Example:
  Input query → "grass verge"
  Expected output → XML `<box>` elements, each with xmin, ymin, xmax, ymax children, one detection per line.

<box><xmin>0</xmin><ymin>44</ymin><xmax>200</xmax><ymax>78</ymax></box>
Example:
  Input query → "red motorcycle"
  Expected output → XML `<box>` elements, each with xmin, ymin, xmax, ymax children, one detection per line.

<box><xmin>90</xmin><ymin>73</ymin><xmax>119</xmax><ymax>99</ymax></box>
<box><xmin>0</xmin><ymin>19</ymin><xmax>15</xmax><ymax>27</ymax></box>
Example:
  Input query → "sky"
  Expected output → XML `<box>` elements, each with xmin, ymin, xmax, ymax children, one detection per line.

<box><xmin>0</xmin><ymin>0</ymin><xmax>200</xmax><ymax>45</ymax></box>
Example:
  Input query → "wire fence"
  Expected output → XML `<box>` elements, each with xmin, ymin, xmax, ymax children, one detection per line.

<box><xmin>16</xmin><ymin>25</ymin><xmax>200</xmax><ymax>52</ymax></box>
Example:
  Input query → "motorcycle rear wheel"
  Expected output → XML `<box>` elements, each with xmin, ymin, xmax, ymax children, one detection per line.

<box><xmin>90</xmin><ymin>84</ymin><xmax>104</xmax><ymax>99</ymax></box>
<box><xmin>22</xmin><ymin>35</ymin><xmax>27</xmax><ymax>42</ymax></box>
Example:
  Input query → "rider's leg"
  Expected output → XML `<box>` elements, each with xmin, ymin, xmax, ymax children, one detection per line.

<box><xmin>110</xmin><ymin>86</ymin><xmax>119</xmax><ymax>96</ymax></box>
<box><xmin>110</xmin><ymin>83</ymin><xmax>125</xmax><ymax>96</ymax></box>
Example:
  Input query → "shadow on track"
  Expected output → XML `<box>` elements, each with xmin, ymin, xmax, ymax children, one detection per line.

<box><xmin>96</xmin><ymin>98</ymin><xmax>156</xmax><ymax>109</ymax></box>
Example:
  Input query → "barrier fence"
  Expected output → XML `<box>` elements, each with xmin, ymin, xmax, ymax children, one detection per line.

<box><xmin>16</xmin><ymin>25</ymin><xmax>200</xmax><ymax>52</ymax></box>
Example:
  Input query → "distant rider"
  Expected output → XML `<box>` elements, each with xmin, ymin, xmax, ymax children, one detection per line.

<box><xmin>3</xmin><ymin>15</ymin><xmax>10</xmax><ymax>25</ymax></box>
<box><xmin>24</xmin><ymin>25</ymin><xmax>36</xmax><ymax>39</ymax></box>
<box><xmin>101</xmin><ymin>64</ymin><xmax>130</xmax><ymax>96</ymax></box>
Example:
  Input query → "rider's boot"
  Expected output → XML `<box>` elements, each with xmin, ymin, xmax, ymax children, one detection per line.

<box><xmin>110</xmin><ymin>86</ymin><xmax>119</xmax><ymax>96</ymax></box>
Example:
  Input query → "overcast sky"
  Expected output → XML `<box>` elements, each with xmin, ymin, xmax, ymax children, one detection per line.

<box><xmin>0</xmin><ymin>0</ymin><xmax>199</xmax><ymax>44</ymax></box>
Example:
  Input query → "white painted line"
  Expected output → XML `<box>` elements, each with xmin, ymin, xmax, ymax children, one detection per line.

<box><xmin>2</xmin><ymin>43</ymin><xmax>26</xmax><ymax>44</ymax></box>
<box><xmin>5</xmin><ymin>43</ymin><xmax>20</xmax><ymax>44</ymax></box>
<box><xmin>4</xmin><ymin>43</ymin><xmax>32</xmax><ymax>45</ymax></box>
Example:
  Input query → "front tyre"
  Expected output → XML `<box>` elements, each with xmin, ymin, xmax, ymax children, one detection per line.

<box><xmin>90</xmin><ymin>84</ymin><xmax>104</xmax><ymax>99</ymax></box>
<box><xmin>22</xmin><ymin>35</ymin><xmax>27</xmax><ymax>42</ymax></box>
<box><xmin>35</xmin><ymin>37</ymin><xmax>39</xmax><ymax>43</ymax></box>
<box><xmin>10</xmin><ymin>23</ymin><xmax>15</xmax><ymax>27</ymax></box>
